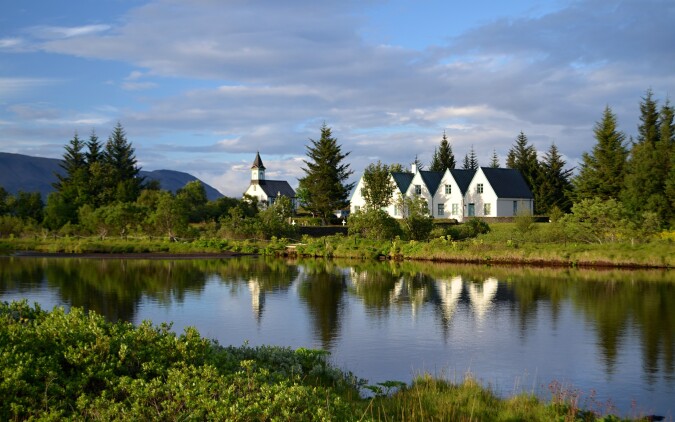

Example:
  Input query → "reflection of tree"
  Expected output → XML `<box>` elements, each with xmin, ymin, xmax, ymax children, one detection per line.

<box><xmin>297</xmin><ymin>260</ymin><xmax>347</xmax><ymax>350</ymax></box>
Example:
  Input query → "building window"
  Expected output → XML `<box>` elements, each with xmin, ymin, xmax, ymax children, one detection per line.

<box><xmin>438</xmin><ymin>203</ymin><xmax>444</xmax><ymax>216</ymax></box>
<box><xmin>452</xmin><ymin>203</ymin><xmax>459</xmax><ymax>215</ymax></box>
<box><xmin>477</xmin><ymin>183</ymin><xmax>484</xmax><ymax>194</ymax></box>
<box><xmin>445</xmin><ymin>184</ymin><xmax>451</xmax><ymax>194</ymax></box>
<box><xmin>355</xmin><ymin>206</ymin><xmax>361</xmax><ymax>213</ymax></box>
<box><xmin>484</xmin><ymin>203</ymin><xmax>491</xmax><ymax>215</ymax></box>
<box><xmin>513</xmin><ymin>201</ymin><xmax>518</xmax><ymax>215</ymax></box>
<box><xmin>415</xmin><ymin>185</ymin><xmax>422</xmax><ymax>195</ymax></box>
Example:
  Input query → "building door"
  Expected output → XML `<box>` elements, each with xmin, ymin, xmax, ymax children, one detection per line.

<box><xmin>468</xmin><ymin>203</ymin><xmax>475</xmax><ymax>217</ymax></box>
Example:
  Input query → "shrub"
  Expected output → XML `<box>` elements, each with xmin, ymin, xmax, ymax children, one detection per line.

<box><xmin>348</xmin><ymin>209</ymin><xmax>403</xmax><ymax>241</ymax></box>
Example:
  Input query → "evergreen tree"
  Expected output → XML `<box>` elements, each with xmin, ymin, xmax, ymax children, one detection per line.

<box><xmin>622</xmin><ymin>90</ymin><xmax>671</xmax><ymax>226</ymax></box>
<box><xmin>574</xmin><ymin>106</ymin><xmax>628</xmax><ymax>201</ymax></box>
<box><xmin>429</xmin><ymin>132</ymin><xmax>456</xmax><ymax>171</ymax></box>
<box><xmin>662</xmin><ymin>100</ymin><xmax>675</xmax><ymax>226</ymax></box>
<box><xmin>462</xmin><ymin>145</ymin><xmax>478</xmax><ymax>170</ymax></box>
<box><xmin>53</xmin><ymin>133</ymin><xmax>87</xmax><ymax>191</ymax></box>
<box><xmin>489</xmin><ymin>149</ymin><xmax>500</xmax><ymax>168</ymax></box>
<box><xmin>51</xmin><ymin>133</ymin><xmax>90</xmax><ymax>224</ymax></box>
<box><xmin>506</xmin><ymin>131</ymin><xmax>541</xmax><ymax>213</ymax></box>
<box><xmin>103</xmin><ymin>122</ymin><xmax>143</xmax><ymax>203</ymax></box>
<box><xmin>298</xmin><ymin>123</ymin><xmax>354</xmax><ymax>224</ymax></box>
<box><xmin>537</xmin><ymin>143</ymin><xmax>574</xmax><ymax>213</ymax></box>
<box><xmin>86</xmin><ymin>130</ymin><xmax>103</xmax><ymax>164</ymax></box>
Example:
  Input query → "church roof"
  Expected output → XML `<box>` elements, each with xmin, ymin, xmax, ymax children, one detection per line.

<box><xmin>257</xmin><ymin>180</ymin><xmax>296</xmax><ymax>198</ymax></box>
<box><xmin>251</xmin><ymin>152</ymin><xmax>265</xmax><ymax>170</ymax></box>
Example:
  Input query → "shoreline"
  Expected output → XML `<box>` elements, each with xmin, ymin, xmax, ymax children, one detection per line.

<box><xmin>9</xmin><ymin>250</ymin><xmax>244</xmax><ymax>260</ymax></box>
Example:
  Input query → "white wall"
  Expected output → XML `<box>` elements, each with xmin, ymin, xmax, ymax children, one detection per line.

<box><xmin>464</xmin><ymin>168</ymin><xmax>497</xmax><ymax>218</ymax></box>
<box><xmin>433</xmin><ymin>169</ymin><xmax>466</xmax><ymax>221</ymax></box>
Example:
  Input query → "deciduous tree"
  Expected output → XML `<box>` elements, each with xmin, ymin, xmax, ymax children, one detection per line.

<box><xmin>361</xmin><ymin>161</ymin><xmax>395</xmax><ymax>209</ymax></box>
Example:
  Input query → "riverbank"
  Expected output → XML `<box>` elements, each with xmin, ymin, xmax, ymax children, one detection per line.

<box><xmin>1</xmin><ymin>228</ymin><xmax>673</xmax><ymax>269</ymax></box>
<box><xmin>2</xmin><ymin>301</ymin><xmax>661</xmax><ymax>421</ymax></box>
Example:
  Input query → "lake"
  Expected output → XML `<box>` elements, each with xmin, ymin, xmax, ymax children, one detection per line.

<box><xmin>1</xmin><ymin>255</ymin><xmax>673</xmax><ymax>417</ymax></box>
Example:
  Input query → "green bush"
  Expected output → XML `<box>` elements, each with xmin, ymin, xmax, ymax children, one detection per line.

<box><xmin>348</xmin><ymin>209</ymin><xmax>403</xmax><ymax>241</ymax></box>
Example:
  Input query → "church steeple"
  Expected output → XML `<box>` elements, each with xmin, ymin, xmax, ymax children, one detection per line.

<box><xmin>251</xmin><ymin>151</ymin><xmax>265</xmax><ymax>182</ymax></box>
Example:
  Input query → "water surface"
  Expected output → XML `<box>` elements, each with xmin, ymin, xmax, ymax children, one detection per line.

<box><xmin>1</xmin><ymin>256</ymin><xmax>673</xmax><ymax>417</ymax></box>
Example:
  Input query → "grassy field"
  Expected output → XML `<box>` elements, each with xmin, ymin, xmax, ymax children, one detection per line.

<box><xmin>1</xmin><ymin>222</ymin><xmax>673</xmax><ymax>268</ymax></box>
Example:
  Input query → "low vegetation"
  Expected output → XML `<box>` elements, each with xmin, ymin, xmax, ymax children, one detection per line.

<box><xmin>2</xmin><ymin>301</ymin><xmax>652</xmax><ymax>421</ymax></box>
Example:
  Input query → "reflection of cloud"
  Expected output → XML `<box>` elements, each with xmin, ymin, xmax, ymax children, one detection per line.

<box><xmin>436</xmin><ymin>276</ymin><xmax>463</xmax><ymax>321</ymax></box>
<box><xmin>468</xmin><ymin>277</ymin><xmax>498</xmax><ymax>320</ymax></box>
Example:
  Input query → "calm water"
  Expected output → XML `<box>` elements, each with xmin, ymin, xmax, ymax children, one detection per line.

<box><xmin>1</xmin><ymin>255</ymin><xmax>673</xmax><ymax>417</ymax></box>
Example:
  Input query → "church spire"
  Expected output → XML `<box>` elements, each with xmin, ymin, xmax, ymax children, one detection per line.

<box><xmin>251</xmin><ymin>152</ymin><xmax>265</xmax><ymax>182</ymax></box>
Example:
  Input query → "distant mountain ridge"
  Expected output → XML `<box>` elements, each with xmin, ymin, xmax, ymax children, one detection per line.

<box><xmin>0</xmin><ymin>152</ymin><xmax>223</xmax><ymax>201</ymax></box>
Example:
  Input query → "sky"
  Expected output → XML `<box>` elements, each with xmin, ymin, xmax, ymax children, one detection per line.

<box><xmin>1</xmin><ymin>0</ymin><xmax>674</xmax><ymax>197</ymax></box>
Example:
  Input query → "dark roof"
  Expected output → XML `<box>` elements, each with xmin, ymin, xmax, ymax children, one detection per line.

<box><xmin>391</xmin><ymin>172</ymin><xmax>414</xmax><ymax>193</ymax></box>
<box><xmin>251</xmin><ymin>152</ymin><xmax>265</xmax><ymax>170</ymax></box>
<box><xmin>449</xmin><ymin>169</ymin><xmax>476</xmax><ymax>194</ymax></box>
<box><xmin>257</xmin><ymin>180</ymin><xmax>295</xmax><ymax>198</ymax></box>
<box><xmin>419</xmin><ymin>171</ymin><xmax>443</xmax><ymax>194</ymax></box>
<box><xmin>481</xmin><ymin>167</ymin><xmax>533</xmax><ymax>199</ymax></box>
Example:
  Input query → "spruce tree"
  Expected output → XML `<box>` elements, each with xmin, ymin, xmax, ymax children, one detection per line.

<box><xmin>298</xmin><ymin>123</ymin><xmax>354</xmax><ymax>224</ymax></box>
<box><xmin>621</xmin><ymin>90</ymin><xmax>671</xmax><ymax>226</ymax></box>
<box><xmin>462</xmin><ymin>146</ymin><xmax>478</xmax><ymax>170</ymax></box>
<box><xmin>506</xmin><ymin>131</ymin><xmax>541</xmax><ymax>212</ymax></box>
<box><xmin>103</xmin><ymin>122</ymin><xmax>143</xmax><ymax>203</ymax></box>
<box><xmin>54</xmin><ymin>133</ymin><xmax>87</xmax><ymax>191</ymax></box>
<box><xmin>489</xmin><ymin>149</ymin><xmax>500</xmax><ymax>168</ymax></box>
<box><xmin>537</xmin><ymin>143</ymin><xmax>574</xmax><ymax>213</ymax></box>
<box><xmin>429</xmin><ymin>132</ymin><xmax>456</xmax><ymax>171</ymax></box>
<box><xmin>574</xmin><ymin>106</ymin><xmax>628</xmax><ymax>201</ymax></box>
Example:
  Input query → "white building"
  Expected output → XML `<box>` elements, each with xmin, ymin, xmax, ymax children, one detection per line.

<box><xmin>243</xmin><ymin>152</ymin><xmax>296</xmax><ymax>208</ymax></box>
<box><xmin>350</xmin><ymin>164</ymin><xmax>533</xmax><ymax>221</ymax></box>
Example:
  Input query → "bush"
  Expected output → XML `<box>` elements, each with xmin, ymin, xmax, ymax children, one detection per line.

<box><xmin>348</xmin><ymin>209</ymin><xmax>403</xmax><ymax>241</ymax></box>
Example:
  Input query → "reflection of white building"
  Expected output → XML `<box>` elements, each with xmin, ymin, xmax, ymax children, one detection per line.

<box><xmin>435</xmin><ymin>276</ymin><xmax>463</xmax><ymax>320</ymax></box>
<box><xmin>248</xmin><ymin>278</ymin><xmax>265</xmax><ymax>321</ymax></box>
<box><xmin>468</xmin><ymin>277</ymin><xmax>498</xmax><ymax>320</ymax></box>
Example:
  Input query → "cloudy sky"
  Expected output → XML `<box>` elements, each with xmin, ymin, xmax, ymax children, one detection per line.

<box><xmin>1</xmin><ymin>0</ymin><xmax>674</xmax><ymax>196</ymax></box>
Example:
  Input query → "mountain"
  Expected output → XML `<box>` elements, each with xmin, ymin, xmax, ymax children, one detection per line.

<box><xmin>0</xmin><ymin>152</ymin><xmax>224</xmax><ymax>201</ymax></box>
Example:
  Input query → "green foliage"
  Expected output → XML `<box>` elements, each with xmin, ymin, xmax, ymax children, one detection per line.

<box><xmin>0</xmin><ymin>301</ymin><xmax>359</xmax><ymax>421</ymax></box>
<box><xmin>462</xmin><ymin>145</ymin><xmax>478</xmax><ymax>170</ymax></box>
<box><xmin>575</xmin><ymin>106</ymin><xmax>628</xmax><ymax>201</ymax></box>
<box><xmin>537</xmin><ymin>143</ymin><xmax>574</xmax><ymax>213</ymax></box>
<box><xmin>560</xmin><ymin>198</ymin><xmax>625</xmax><ymax>244</ymax></box>
<box><xmin>396</xmin><ymin>195</ymin><xmax>434</xmax><ymax>241</ymax></box>
<box><xmin>429</xmin><ymin>132</ymin><xmax>456</xmax><ymax>171</ymax></box>
<box><xmin>361</xmin><ymin>161</ymin><xmax>395</xmax><ymax>209</ymax></box>
<box><xmin>298</xmin><ymin>123</ymin><xmax>354</xmax><ymax>223</ymax></box>
<box><xmin>348</xmin><ymin>208</ymin><xmax>403</xmax><ymax>241</ymax></box>
<box><xmin>507</xmin><ymin>131</ymin><xmax>543</xmax><ymax>213</ymax></box>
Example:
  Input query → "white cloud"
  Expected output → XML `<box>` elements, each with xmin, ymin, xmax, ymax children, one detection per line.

<box><xmin>29</xmin><ymin>24</ymin><xmax>111</xmax><ymax>40</ymax></box>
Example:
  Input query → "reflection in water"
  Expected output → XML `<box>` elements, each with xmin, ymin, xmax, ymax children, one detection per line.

<box><xmin>1</xmin><ymin>256</ymin><xmax>673</xmax><ymax>414</ymax></box>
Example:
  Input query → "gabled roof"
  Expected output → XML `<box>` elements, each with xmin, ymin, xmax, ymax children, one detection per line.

<box><xmin>419</xmin><ymin>170</ymin><xmax>443</xmax><ymax>195</ymax></box>
<box><xmin>449</xmin><ymin>169</ymin><xmax>476</xmax><ymax>194</ymax></box>
<box><xmin>391</xmin><ymin>172</ymin><xmax>414</xmax><ymax>193</ymax></box>
<box><xmin>251</xmin><ymin>152</ymin><xmax>265</xmax><ymax>170</ymax></box>
<box><xmin>481</xmin><ymin>167</ymin><xmax>533</xmax><ymax>199</ymax></box>
<box><xmin>257</xmin><ymin>180</ymin><xmax>295</xmax><ymax>197</ymax></box>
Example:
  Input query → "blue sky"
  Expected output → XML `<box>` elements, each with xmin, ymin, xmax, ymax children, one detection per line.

<box><xmin>1</xmin><ymin>0</ymin><xmax>673</xmax><ymax>196</ymax></box>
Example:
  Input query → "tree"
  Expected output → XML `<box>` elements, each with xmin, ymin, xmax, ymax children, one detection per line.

<box><xmin>396</xmin><ymin>195</ymin><xmax>433</xmax><ymax>241</ymax></box>
<box><xmin>298</xmin><ymin>123</ymin><xmax>354</xmax><ymax>224</ymax></box>
<box><xmin>148</xmin><ymin>191</ymin><xmax>189</xmax><ymax>241</ymax></box>
<box><xmin>104</xmin><ymin>122</ymin><xmax>143</xmax><ymax>203</ymax></box>
<box><xmin>429</xmin><ymin>132</ymin><xmax>456</xmax><ymax>171</ymax></box>
<box><xmin>506</xmin><ymin>131</ymin><xmax>541</xmax><ymax>213</ymax></box>
<box><xmin>412</xmin><ymin>155</ymin><xmax>425</xmax><ymax>172</ymax></box>
<box><xmin>462</xmin><ymin>145</ymin><xmax>478</xmax><ymax>170</ymax></box>
<box><xmin>176</xmin><ymin>181</ymin><xmax>208</xmax><ymax>223</ymax></box>
<box><xmin>536</xmin><ymin>143</ymin><xmax>574</xmax><ymax>213</ymax></box>
<box><xmin>388</xmin><ymin>163</ymin><xmax>409</xmax><ymax>173</ymax></box>
<box><xmin>361</xmin><ymin>161</ymin><xmax>395</xmax><ymax>209</ymax></box>
<box><xmin>574</xmin><ymin>106</ymin><xmax>628</xmax><ymax>201</ymax></box>
<box><xmin>621</xmin><ymin>90</ymin><xmax>672</xmax><ymax>226</ymax></box>
<box><xmin>489</xmin><ymin>149</ymin><xmax>500</xmax><ymax>168</ymax></box>
<box><xmin>54</xmin><ymin>133</ymin><xmax>87</xmax><ymax>191</ymax></box>
<box><xmin>53</xmin><ymin>133</ymin><xmax>90</xmax><ymax>222</ymax></box>
<box><xmin>348</xmin><ymin>208</ymin><xmax>402</xmax><ymax>240</ymax></box>
<box><xmin>7</xmin><ymin>191</ymin><xmax>43</xmax><ymax>222</ymax></box>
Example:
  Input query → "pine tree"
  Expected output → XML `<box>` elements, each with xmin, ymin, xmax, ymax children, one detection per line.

<box><xmin>103</xmin><ymin>122</ymin><xmax>143</xmax><ymax>203</ymax></box>
<box><xmin>298</xmin><ymin>123</ymin><xmax>354</xmax><ymax>224</ymax></box>
<box><xmin>489</xmin><ymin>149</ymin><xmax>500</xmax><ymax>168</ymax></box>
<box><xmin>54</xmin><ymin>133</ymin><xmax>87</xmax><ymax>191</ymax></box>
<box><xmin>574</xmin><ymin>106</ymin><xmax>628</xmax><ymax>201</ymax></box>
<box><xmin>462</xmin><ymin>146</ymin><xmax>478</xmax><ymax>170</ymax></box>
<box><xmin>506</xmin><ymin>131</ymin><xmax>541</xmax><ymax>213</ymax></box>
<box><xmin>412</xmin><ymin>155</ymin><xmax>425</xmax><ymax>172</ymax></box>
<box><xmin>621</xmin><ymin>90</ymin><xmax>671</xmax><ymax>226</ymax></box>
<box><xmin>537</xmin><ymin>143</ymin><xmax>574</xmax><ymax>213</ymax></box>
<box><xmin>429</xmin><ymin>132</ymin><xmax>456</xmax><ymax>171</ymax></box>
<box><xmin>86</xmin><ymin>130</ymin><xmax>102</xmax><ymax>164</ymax></box>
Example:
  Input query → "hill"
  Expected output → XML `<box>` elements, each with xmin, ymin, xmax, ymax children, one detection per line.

<box><xmin>0</xmin><ymin>152</ymin><xmax>224</xmax><ymax>201</ymax></box>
